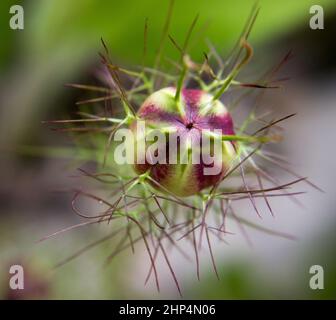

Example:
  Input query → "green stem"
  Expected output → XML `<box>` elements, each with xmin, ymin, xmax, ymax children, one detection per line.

<box><xmin>212</xmin><ymin>40</ymin><xmax>253</xmax><ymax>101</ymax></box>
<box><xmin>204</xmin><ymin>130</ymin><xmax>278</xmax><ymax>144</ymax></box>
<box><xmin>174</xmin><ymin>63</ymin><xmax>187</xmax><ymax>116</ymax></box>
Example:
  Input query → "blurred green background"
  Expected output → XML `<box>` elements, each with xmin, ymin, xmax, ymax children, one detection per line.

<box><xmin>0</xmin><ymin>0</ymin><xmax>336</xmax><ymax>299</ymax></box>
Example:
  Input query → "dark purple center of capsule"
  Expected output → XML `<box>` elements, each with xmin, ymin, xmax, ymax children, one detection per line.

<box><xmin>186</xmin><ymin>122</ymin><xmax>193</xmax><ymax>130</ymax></box>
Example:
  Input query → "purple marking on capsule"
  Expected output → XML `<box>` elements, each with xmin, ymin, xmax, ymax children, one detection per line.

<box><xmin>195</xmin><ymin>114</ymin><xmax>235</xmax><ymax>135</ymax></box>
<box><xmin>182</xmin><ymin>89</ymin><xmax>203</xmax><ymax>124</ymax></box>
<box><xmin>138</xmin><ymin>104</ymin><xmax>186</xmax><ymax>128</ymax></box>
<box><xmin>192</xmin><ymin>162</ymin><xmax>222</xmax><ymax>192</ymax></box>
<box><xmin>150</xmin><ymin>164</ymin><xmax>170</xmax><ymax>184</ymax></box>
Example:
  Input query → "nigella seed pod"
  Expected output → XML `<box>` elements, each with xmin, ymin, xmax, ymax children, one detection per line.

<box><xmin>43</xmin><ymin>2</ymin><xmax>318</xmax><ymax>296</ymax></box>
<box><xmin>132</xmin><ymin>87</ymin><xmax>238</xmax><ymax>197</ymax></box>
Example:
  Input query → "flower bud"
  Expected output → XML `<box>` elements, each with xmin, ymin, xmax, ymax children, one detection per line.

<box><xmin>132</xmin><ymin>87</ymin><xmax>238</xmax><ymax>197</ymax></box>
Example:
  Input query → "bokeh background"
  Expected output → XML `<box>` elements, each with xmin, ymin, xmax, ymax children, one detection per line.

<box><xmin>0</xmin><ymin>0</ymin><xmax>336</xmax><ymax>299</ymax></box>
